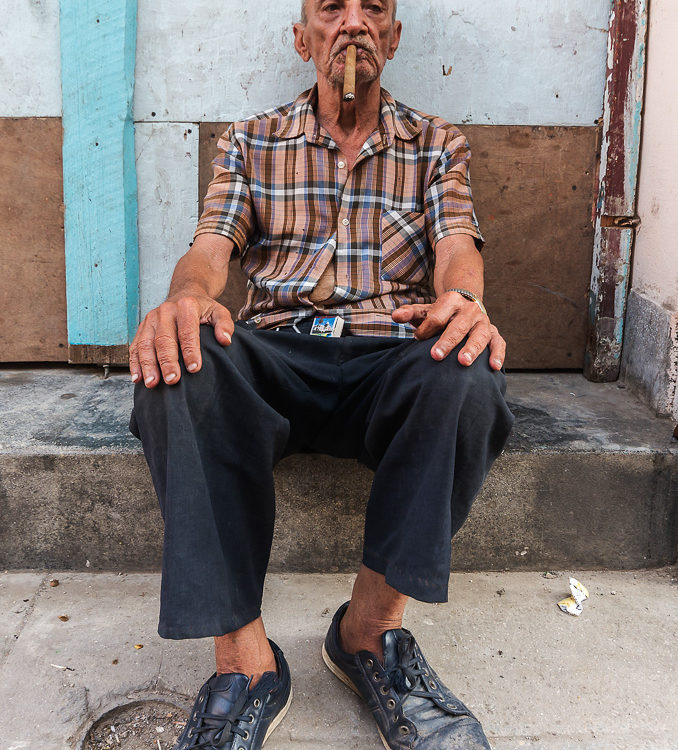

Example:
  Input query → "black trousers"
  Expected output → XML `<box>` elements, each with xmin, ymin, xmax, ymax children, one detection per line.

<box><xmin>130</xmin><ymin>321</ymin><xmax>514</xmax><ymax>639</ymax></box>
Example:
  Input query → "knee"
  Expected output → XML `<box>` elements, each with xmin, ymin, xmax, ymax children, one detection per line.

<box><xmin>133</xmin><ymin>326</ymin><xmax>230</xmax><ymax>422</ymax></box>
<box><xmin>411</xmin><ymin>342</ymin><xmax>505</xmax><ymax>401</ymax></box>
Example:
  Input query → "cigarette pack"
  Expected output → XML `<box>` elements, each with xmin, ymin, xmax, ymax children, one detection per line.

<box><xmin>310</xmin><ymin>315</ymin><xmax>345</xmax><ymax>338</ymax></box>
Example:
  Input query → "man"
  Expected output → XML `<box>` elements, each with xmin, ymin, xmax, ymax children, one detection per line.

<box><xmin>129</xmin><ymin>1</ymin><xmax>514</xmax><ymax>748</ymax></box>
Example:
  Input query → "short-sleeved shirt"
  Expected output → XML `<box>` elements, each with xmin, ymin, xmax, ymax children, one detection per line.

<box><xmin>194</xmin><ymin>85</ymin><xmax>483</xmax><ymax>337</ymax></box>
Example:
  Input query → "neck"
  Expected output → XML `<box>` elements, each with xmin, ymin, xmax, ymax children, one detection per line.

<box><xmin>315</xmin><ymin>76</ymin><xmax>382</xmax><ymax>136</ymax></box>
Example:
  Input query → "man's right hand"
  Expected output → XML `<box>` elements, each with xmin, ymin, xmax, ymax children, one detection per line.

<box><xmin>129</xmin><ymin>293</ymin><xmax>234</xmax><ymax>388</ymax></box>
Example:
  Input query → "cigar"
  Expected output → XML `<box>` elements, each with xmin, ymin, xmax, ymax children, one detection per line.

<box><xmin>343</xmin><ymin>44</ymin><xmax>357</xmax><ymax>101</ymax></box>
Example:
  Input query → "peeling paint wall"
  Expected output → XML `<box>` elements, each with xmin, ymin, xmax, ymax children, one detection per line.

<box><xmin>0</xmin><ymin>0</ymin><xmax>62</xmax><ymax>117</ymax></box>
<box><xmin>622</xmin><ymin>0</ymin><xmax>678</xmax><ymax>419</ymax></box>
<box><xmin>133</xmin><ymin>0</ymin><xmax>611</xmax><ymax>126</ymax></box>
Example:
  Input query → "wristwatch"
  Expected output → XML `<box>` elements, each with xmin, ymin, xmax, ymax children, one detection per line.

<box><xmin>445</xmin><ymin>288</ymin><xmax>487</xmax><ymax>316</ymax></box>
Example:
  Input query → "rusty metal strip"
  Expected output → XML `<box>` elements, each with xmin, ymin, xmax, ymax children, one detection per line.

<box><xmin>585</xmin><ymin>0</ymin><xmax>648</xmax><ymax>382</ymax></box>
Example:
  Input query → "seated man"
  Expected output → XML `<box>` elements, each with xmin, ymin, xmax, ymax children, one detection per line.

<box><xmin>129</xmin><ymin>1</ymin><xmax>514</xmax><ymax>747</ymax></box>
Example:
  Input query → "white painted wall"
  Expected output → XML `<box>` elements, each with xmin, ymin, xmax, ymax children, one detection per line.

<box><xmin>134</xmin><ymin>0</ymin><xmax>611</xmax><ymax>126</ymax></box>
<box><xmin>135</xmin><ymin>123</ymin><xmax>199</xmax><ymax>315</ymax></box>
<box><xmin>633</xmin><ymin>0</ymin><xmax>678</xmax><ymax>315</ymax></box>
<box><xmin>0</xmin><ymin>0</ymin><xmax>62</xmax><ymax>117</ymax></box>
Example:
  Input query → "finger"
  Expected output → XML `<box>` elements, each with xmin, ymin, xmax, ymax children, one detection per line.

<box><xmin>176</xmin><ymin>300</ymin><xmax>203</xmax><ymax>374</ymax></box>
<box><xmin>414</xmin><ymin>297</ymin><xmax>463</xmax><ymax>341</ymax></box>
<box><xmin>457</xmin><ymin>321</ymin><xmax>492</xmax><ymax>366</ymax></box>
<box><xmin>488</xmin><ymin>326</ymin><xmax>507</xmax><ymax>370</ymax></box>
<box><xmin>154</xmin><ymin>318</ymin><xmax>181</xmax><ymax>385</ymax></box>
<box><xmin>136</xmin><ymin>328</ymin><xmax>162</xmax><ymax>388</ymax></box>
<box><xmin>207</xmin><ymin>303</ymin><xmax>234</xmax><ymax>346</ymax></box>
<box><xmin>391</xmin><ymin>304</ymin><xmax>431</xmax><ymax>325</ymax></box>
<box><xmin>430</xmin><ymin>314</ymin><xmax>478</xmax><ymax>360</ymax></box>
<box><xmin>129</xmin><ymin>342</ymin><xmax>142</xmax><ymax>384</ymax></box>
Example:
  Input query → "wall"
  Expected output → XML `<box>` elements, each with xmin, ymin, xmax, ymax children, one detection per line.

<box><xmin>621</xmin><ymin>0</ymin><xmax>678</xmax><ymax>420</ymax></box>
<box><xmin>133</xmin><ymin>0</ymin><xmax>612</xmax><ymax>317</ymax></box>
<box><xmin>1</xmin><ymin>0</ymin><xmax>613</xmax><ymax>364</ymax></box>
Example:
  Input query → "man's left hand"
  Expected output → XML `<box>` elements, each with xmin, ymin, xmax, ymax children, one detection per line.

<box><xmin>392</xmin><ymin>292</ymin><xmax>506</xmax><ymax>370</ymax></box>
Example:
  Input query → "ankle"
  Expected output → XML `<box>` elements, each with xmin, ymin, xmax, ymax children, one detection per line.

<box><xmin>339</xmin><ymin>607</ymin><xmax>403</xmax><ymax>662</ymax></box>
<box><xmin>214</xmin><ymin>617</ymin><xmax>277</xmax><ymax>687</ymax></box>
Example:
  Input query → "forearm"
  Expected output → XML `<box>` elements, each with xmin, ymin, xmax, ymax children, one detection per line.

<box><xmin>168</xmin><ymin>233</ymin><xmax>235</xmax><ymax>300</ymax></box>
<box><xmin>433</xmin><ymin>234</ymin><xmax>484</xmax><ymax>300</ymax></box>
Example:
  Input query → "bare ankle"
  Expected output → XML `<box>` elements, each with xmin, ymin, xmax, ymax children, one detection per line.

<box><xmin>339</xmin><ymin>567</ymin><xmax>409</xmax><ymax>660</ymax></box>
<box><xmin>214</xmin><ymin>616</ymin><xmax>277</xmax><ymax>686</ymax></box>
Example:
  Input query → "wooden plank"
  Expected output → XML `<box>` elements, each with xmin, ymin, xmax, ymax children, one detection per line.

<box><xmin>466</xmin><ymin>125</ymin><xmax>598</xmax><ymax>369</ymax></box>
<box><xmin>585</xmin><ymin>0</ymin><xmax>648</xmax><ymax>381</ymax></box>
<box><xmin>60</xmin><ymin>0</ymin><xmax>139</xmax><ymax>361</ymax></box>
<box><xmin>0</xmin><ymin>118</ymin><xmax>68</xmax><ymax>361</ymax></box>
<box><xmin>199</xmin><ymin>123</ymin><xmax>598</xmax><ymax>369</ymax></box>
<box><xmin>69</xmin><ymin>344</ymin><xmax>129</xmax><ymax>366</ymax></box>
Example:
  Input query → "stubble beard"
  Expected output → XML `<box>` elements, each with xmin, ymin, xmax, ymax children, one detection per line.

<box><xmin>327</xmin><ymin>44</ymin><xmax>379</xmax><ymax>88</ymax></box>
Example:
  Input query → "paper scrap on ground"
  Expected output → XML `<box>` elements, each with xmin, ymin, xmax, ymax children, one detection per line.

<box><xmin>557</xmin><ymin>577</ymin><xmax>589</xmax><ymax>616</ymax></box>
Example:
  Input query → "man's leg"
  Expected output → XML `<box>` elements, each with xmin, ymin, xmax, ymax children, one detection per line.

<box><xmin>131</xmin><ymin>324</ymin><xmax>337</xmax><ymax>680</ymax></box>
<box><xmin>319</xmin><ymin>337</ymin><xmax>513</xmax><ymax>749</ymax></box>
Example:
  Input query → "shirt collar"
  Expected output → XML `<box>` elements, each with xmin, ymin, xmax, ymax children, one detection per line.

<box><xmin>273</xmin><ymin>85</ymin><xmax>422</xmax><ymax>145</ymax></box>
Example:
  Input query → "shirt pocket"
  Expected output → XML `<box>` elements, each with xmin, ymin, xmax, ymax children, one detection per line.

<box><xmin>380</xmin><ymin>209</ymin><xmax>430</xmax><ymax>284</ymax></box>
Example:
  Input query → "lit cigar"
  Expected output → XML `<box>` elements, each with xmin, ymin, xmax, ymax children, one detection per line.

<box><xmin>343</xmin><ymin>44</ymin><xmax>357</xmax><ymax>101</ymax></box>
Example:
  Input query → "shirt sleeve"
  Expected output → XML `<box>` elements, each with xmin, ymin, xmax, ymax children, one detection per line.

<box><xmin>424</xmin><ymin>130</ymin><xmax>484</xmax><ymax>252</ymax></box>
<box><xmin>193</xmin><ymin>125</ymin><xmax>254</xmax><ymax>256</ymax></box>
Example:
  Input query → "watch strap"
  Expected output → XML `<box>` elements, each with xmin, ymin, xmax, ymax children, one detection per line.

<box><xmin>445</xmin><ymin>288</ymin><xmax>487</xmax><ymax>315</ymax></box>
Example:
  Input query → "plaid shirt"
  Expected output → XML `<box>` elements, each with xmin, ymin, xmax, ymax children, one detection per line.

<box><xmin>194</xmin><ymin>86</ymin><xmax>483</xmax><ymax>337</ymax></box>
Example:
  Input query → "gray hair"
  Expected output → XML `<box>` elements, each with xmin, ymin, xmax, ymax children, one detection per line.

<box><xmin>300</xmin><ymin>0</ymin><xmax>398</xmax><ymax>24</ymax></box>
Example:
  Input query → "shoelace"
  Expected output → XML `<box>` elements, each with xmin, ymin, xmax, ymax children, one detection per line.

<box><xmin>189</xmin><ymin>709</ymin><xmax>252</xmax><ymax>749</ymax></box>
<box><xmin>378</xmin><ymin>634</ymin><xmax>432</xmax><ymax>701</ymax></box>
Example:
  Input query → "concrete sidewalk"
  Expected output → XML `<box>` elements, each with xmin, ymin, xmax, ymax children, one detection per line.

<box><xmin>1</xmin><ymin>569</ymin><xmax>677</xmax><ymax>750</ymax></box>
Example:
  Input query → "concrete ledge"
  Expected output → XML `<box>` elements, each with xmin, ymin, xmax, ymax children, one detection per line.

<box><xmin>0</xmin><ymin>369</ymin><xmax>676</xmax><ymax>572</ymax></box>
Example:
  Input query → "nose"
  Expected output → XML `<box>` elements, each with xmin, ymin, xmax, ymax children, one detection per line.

<box><xmin>340</xmin><ymin>2</ymin><xmax>369</xmax><ymax>36</ymax></box>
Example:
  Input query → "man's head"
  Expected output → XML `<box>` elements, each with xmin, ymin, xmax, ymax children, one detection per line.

<box><xmin>294</xmin><ymin>0</ymin><xmax>402</xmax><ymax>92</ymax></box>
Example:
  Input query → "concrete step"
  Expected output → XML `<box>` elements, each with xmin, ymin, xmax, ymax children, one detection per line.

<box><xmin>0</xmin><ymin>368</ymin><xmax>676</xmax><ymax>572</ymax></box>
<box><xmin>1</xmin><ymin>570</ymin><xmax>677</xmax><ymax>749</ymax></box>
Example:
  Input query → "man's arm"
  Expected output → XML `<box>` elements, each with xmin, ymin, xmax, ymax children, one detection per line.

<box><xmin>391</xmin><ymin>233</ymin><xmax>506</xmax><ymax>369</ymax></box>
<box><xmin>129</xmin><ymin>233</ymin><xmax>236</xmax><ymax>388</ymax></box>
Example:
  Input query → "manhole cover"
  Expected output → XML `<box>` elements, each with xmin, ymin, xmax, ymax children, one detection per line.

<box><xmin>84</xmin><ymin>700</ymin><xmax>188</xmax><ymax>750</ymax></box>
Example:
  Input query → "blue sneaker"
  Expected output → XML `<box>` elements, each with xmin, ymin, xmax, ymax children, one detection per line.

<box><xmin>322</xmin><ymin>602</ymin><xmax>491</xmax><ymax>749</ymax></box>
<box><xmin>174</xmin><ymin>639</ymin><xmax>292</xmax><ymax>749</ymax></box>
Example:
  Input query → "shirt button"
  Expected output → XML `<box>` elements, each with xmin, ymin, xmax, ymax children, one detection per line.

<box><xmin>338</xmin><ymin>160</ymin><xmax>346</xmax><ymax>169</ymax></box>
<box><xmin>342</xmin><ymin>218</ymin><xmax>349</xmax><ymax>226</ymax></box>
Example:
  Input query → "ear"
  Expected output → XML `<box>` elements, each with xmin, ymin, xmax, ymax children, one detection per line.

<box><xmin>293</xmin><ymin>22</ymin><xmax>312</xmax><ymax>62</ymax></box>
<box><xmin>387</xmin><ymin>20</ymin><xmax>402</xmax><ymax>60</ymax></box>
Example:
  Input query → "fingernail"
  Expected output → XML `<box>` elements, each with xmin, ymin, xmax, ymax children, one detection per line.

<box><xmin>493</xmin><ymin>358</ymin><xmax>503</xmax><ymax>368</ymax></box>
<box><xmin>223</xmin><ymin>332</ymin><xmax>232</xmax><ymax>343</ymax></box>
<box><xmin>144</xmin><ymin>376</ymin><xmax>155</xmax><ymax>386</ymax></box>
<box><xmin>433</xmin><ymin>348</ymin><xmax>443</xmax><ymax>359</ymax></box>
<box><xmin>131</xmin><ymin>373</ymin><xmax>139</xmax><ymax>383</ymax></box>
<box><xmin>461</xmin><ymin>353</ymin><xmax>472</xmax><ymax>364</ymax></box>
<box><xmin>187</xmin><ymin>362</ymin><xmax>198</xmax><ymax>372</ymax></box>
<box><xmin>166</xmin><ymin>373</ymin><xmax>176</xmax><ymax>383</ymax></box>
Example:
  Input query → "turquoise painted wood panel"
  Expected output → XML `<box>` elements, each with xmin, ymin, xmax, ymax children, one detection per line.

<box><xmin>60</xmin><ymin>0</ymin><xmax>139</xmax><ymax>346</ymax></box>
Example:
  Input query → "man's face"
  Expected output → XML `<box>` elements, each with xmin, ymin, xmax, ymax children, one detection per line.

<box><xmin>294</xmin><ymin>0</ymin><xmax>402</xmax><ymax>89</ymax></box>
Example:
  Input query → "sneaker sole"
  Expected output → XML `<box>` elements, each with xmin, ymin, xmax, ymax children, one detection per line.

<box><xmin>263</xmin><ymin>686</ymin><xmax>293</xmax><ymax>745</ymax></box>
<box><xmin>321</xmin><ymin>643</ymin><xmax>392</xmax><ymax>750</ymax></box>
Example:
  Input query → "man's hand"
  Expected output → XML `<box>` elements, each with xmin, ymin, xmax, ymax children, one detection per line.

<box><xmin>129</xmin><ymin>293</ymin><xmax>234</xmax><ymax>388</ymax></box>
<box><xmin>392</xmin><ymin>291</ymin><xmax>506</xmax><ymax>370</ymax></box>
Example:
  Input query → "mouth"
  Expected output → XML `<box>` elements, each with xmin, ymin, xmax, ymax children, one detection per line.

<box><xmin>336</xmin><ymin>45</ymin><xmax>372</xmax><ymax>63</ymax></box>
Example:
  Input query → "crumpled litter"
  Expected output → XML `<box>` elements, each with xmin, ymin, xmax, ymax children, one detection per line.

<box><xmin>557</xmin><ymin>577</ymin><xmax>589</xmax><ymax>616</ymax></box>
